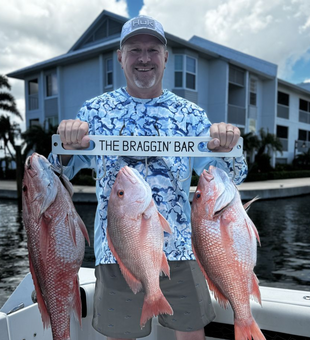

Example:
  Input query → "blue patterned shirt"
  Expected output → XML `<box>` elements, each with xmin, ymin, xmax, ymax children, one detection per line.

<box><xmin>49</xmin><ymin>88</ymin><xmax>247</xmax><ymax>265</ymax></box>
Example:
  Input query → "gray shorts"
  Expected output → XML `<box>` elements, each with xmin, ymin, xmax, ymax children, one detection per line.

<box><xmin>92</xmin><ymin>260</ymin><xmax>215</xmax><ymax>338</ymax></box>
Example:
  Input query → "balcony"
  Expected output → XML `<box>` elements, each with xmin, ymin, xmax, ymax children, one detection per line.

<box><xmin>277</xmin><ymin>104</ymin><xmax>289</xmax><ymax>119</ymax></box>
<box><xmin>299</xmin><ymin>110</ymin><xmax>310</xmax><ymax>124</ymax></box>
<box><xmin>28</xmin><ymin>94</ymin><xmax>39</xmax><ymax>111</ymax></box>
<box><xmin>227</xmin><ymin>104</ymin><xmax>246</xmax><ymax>126</ymax></box>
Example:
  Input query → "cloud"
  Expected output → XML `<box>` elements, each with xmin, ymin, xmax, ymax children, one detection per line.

<box><xmin>3</xmin><ymin>0</ymin><xmax>310</xmax><ymax>129</ymax></box>
<box><xmin>0</xmin><ymin>0</ymin><xmax>129</xmax><ymax>123</ymax></box>
<box><xmin>141</xmin><ymin>0</ymin><xmax>310</xmax><ymax>81</ymax></box>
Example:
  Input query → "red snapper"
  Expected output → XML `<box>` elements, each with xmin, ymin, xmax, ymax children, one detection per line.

<box><xmin>107</xmin><ymin>166</ymin><xmax>173</xmax><ymax>328</ymax></box>
<box><xmin>22</xmin><ymin>153</ymin><xmax>90</xmax><ymax>340</ymax></box>
<box><xmin>191</xmin><ymin>165</ymin><xmax>265</xmax><ymax>340</ymax></box>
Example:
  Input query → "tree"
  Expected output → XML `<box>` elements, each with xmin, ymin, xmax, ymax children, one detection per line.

<box><xmin>255</xmin><ymin>128</ymin><xmax>283</xmax><ymax>159</ymax></box>
<box><xmin>0</xmin><ymin>115</ymin><xmax>21</xmax><ymax>177</ymax></box>
<box><xmin>242</xmin><ymin>131</ymin><xmax>260</xmax><ymax>164</ymax></box>
<box><xmin>0</xmin><ymin>75</ymin><xmax>22</xmax><ymax>120</ymax></box>
<box><xmin>22</xmin><ymin>124</ymin><xmax>57</xmax><ymax>160</ymax></box>
<box><xmin>242</xmin><ymin>128</ymin><xmax>283</xmax><ymax>173</ymax></box>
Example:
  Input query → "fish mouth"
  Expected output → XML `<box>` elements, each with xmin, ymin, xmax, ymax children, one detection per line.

<box><xmin>203</xmin><ymin>168</ymin><xmax>214</xmax><ymax>182</ymax></box>
<box><xmin>120</xmin><ymin>166</ymin><xmax>138</xmax><ymax>184</ymax></box>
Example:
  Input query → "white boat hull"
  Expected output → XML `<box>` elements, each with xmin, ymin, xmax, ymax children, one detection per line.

<box><xmin>1</xmin><ymin>268</ymin><xmax>309</xmax><ymax>340</ymax></box>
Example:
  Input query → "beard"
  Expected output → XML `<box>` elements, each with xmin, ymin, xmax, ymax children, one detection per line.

<box><xmin>133</xmin><ymin>67</ymin><xmax>156</xmax><ymax>89</ymax></box>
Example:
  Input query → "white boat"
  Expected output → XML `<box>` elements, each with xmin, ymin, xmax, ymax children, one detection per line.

<box><xmin>0</xmin><ymin>267</ymin><xmax>309</xmax><ymax>340</ymax></box>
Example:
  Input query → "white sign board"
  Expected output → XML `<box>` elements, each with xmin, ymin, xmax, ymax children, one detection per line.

<box><xmin>52</xmin><ymin>135</ymin><xmax>243</xmax><ymax>158</ymax></box>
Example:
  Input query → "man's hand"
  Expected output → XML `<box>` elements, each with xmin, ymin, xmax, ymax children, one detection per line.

<box><xmin>207</xmin><ymin>122</ymin><xmax>240</xmax><ymax>152</ymax></box>
<box><xmin>57</xmin><ymin>119</ymin><xmax>90</xmax><ymax>150</ymax></box>
<box><xmin>56</xmin><ymin>119</ymin><xmax>90</xmax><ymax>165</ymax></box>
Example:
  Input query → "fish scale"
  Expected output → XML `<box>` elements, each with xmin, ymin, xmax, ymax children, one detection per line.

<box><xmin>191</xmin><ymin>165</ymin><xmax>266</xmax><ymax>340</ymax></box>
<box><xmin>22</xmin><ymin>153</ymin><xmax>90</xmax><ymax>340</ymax></box>
<box><xmin>107</xmin><ymin>166</ymin><xmax>173</xmax><ymax>328</ymax></box>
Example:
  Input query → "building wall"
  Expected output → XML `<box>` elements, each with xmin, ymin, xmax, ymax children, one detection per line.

<box><xmin>60</xmin><ymin>58</ymin><xmax>101</xmax><ymax>120</ymax></box>
<box><xmin>207</xmin><ymin>59</ymin><xmax>228</xmax><ymax>124</ymax></box>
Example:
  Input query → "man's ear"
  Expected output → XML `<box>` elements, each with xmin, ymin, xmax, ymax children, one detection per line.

<box><xmin>164</xmin><ymin>50</ymin><xmax>168</xmax><ymax>64</ymax></box>
<box><xmin>117</xmin><ymin>49</ymin><xmax>122</xmax><ymax>65</ymax></box>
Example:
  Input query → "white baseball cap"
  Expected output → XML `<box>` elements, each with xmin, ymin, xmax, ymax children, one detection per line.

<box><xmin>120</xmin><ymin>15</ymin><xmax>167</xmax><ymax>47</ymax></box>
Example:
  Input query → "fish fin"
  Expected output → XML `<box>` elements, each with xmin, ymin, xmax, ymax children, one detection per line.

<box><xmin>29</xmin><ymin>254</ymin><xmax>51</xmax><ymax>329</ymax></box>
<box><xmin>161</xmin><ymin>253</ymin><xmax>170</xmax><ymax>278</ymax></box>
<box><xmin>39</xmin><ymin>215</ymin><xmax>50</xmax><ymax>264</ymax></box>
<box><xmin>72</xmin><ymin>276</ymin><xmax>82</xmax><ymax>326</ymax></box>
<box><xmin>106</xmin><ymin>229</ymin><xmax>142</xmax><ymax>294</ymax></box>
<box><xmin>140</xmin><ymin>291</ymin><xmax>173</xmax><ymax>328</ymax></box>
<box><xmin>68</xmin><ymin>212</ymin><xmax>77</xmax><ymax>246</ymax></box>
<box><xmin>60</xmin><ymin>174</ymin><xmax>74</xmax><ymax>197</ymax></box>
<box><xmin>251</xmin><ymin>273</ymin><xmax>262</xmax><ymax>305</ymax></box>
<box><xmin>76</xmin><ymin>213</ymin><xmax>90</xmax><ymax>246</ymax></box>
<box><xmin>192</xmin><ymin>241</ymin><xmax>229</xmax><ymax>309</ymax></box>
<box><xmin>245</xmin><ymin>218</ymin><xmax>261</xmax><ymax>246</ymax></box>
<box><xmin>158</xmin><ymin>212</ymin><xmax>172</xmax><ymax>234</ymax></box>
<box><xmin>234</xmin><ymin>317</ymin><xmax>266</xmax><ymax>340</ymax></box>
<box><xmin>243</xmin><ymin>196</ymin><xmax>259</xmax><ymax>213</ymax></box>
<box><xmin>39</xmin><ymin>184</ymin><xmax>58</xmax><ymax>217</ymax></box>
<box><xmin>213</xmin><ymin>185</ymin><xmax>236</xmax><ymax>217</ymax></box>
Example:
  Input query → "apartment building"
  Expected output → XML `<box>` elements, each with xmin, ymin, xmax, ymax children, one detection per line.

<box><xmin>7</xmin><ymin>10</ymin><xmax>310</xmax><ymax>165</ymax></box>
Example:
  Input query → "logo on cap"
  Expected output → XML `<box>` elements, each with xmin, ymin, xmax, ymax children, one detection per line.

<box><xmin>131</xmin><ymin>18</ymin><xmax>155</xmax><ymax>30</ymax></box>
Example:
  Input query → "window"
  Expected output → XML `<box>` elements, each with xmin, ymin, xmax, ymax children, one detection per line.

<box><xmin>186</xmin><ymin>56</ymin><xmax>196</xmax><ymax>90</ymax></box>
<box><xmin>249</xmin><ymin>78</ymin><xmax>257</xmax><ymax>106</ymax></box>
<box><xmin>277</xmin><ymin>91</ymin><xmax>289</xmax><ymax>119</ymax></box>
<box><xmin>298</xmin><ymin>129</ymin><xmax>310</xmax><ymax>141</ymax></box>
<box><xmin>277</xmin><ymin>125</ymin><xmax>288</xmax><ymax>151</ymax></box>
<box><xmin>29</xmin><ymin>118</ymin><xmax>40</xmax><ymax>126</ymax></box>
<box><xmin>174</xmin><ymin>55</ymin><xmax>183</xmax><ymax>87</ymax></box>
<box><xmin>299</xmin><ymin>99</ymin><xmax>308</xmax><ymax>112</ymax></box>
<box><xmin>278</xmin><ymin>91</ymin><xmax>289</xmax><ymax>106</ymax></box>
<box><xmin>299</xmin><ymin>99</ymin><xmax>310</xmax><ymax>124</ymax></box>
<box><xmin>229</xmin><ymin>66</ymin><xmax>244</xmax><ymax>86</ymax></box>
<box><xmin>105</xmin><ymin>58</ymin><xmax>113</xmax><ymax>87</ymax></box>
<box><xmin>174</xmin><ymin>55</ymin><xmax>197</xmax><ymax>90</ymax></box>
<box><xmin>46</xmin><ymin>116</ymin><xmax>58</xmax><ymax>129</ymax></box>
<box><xmin>46</xmin><ymin>72</ymin><xmax>58</xmax><ymax>97</ymax></box>
<box><xmin>28</xmin><ymin>79</ymin><xmax>39</xmax><ymax>111</ymax></box>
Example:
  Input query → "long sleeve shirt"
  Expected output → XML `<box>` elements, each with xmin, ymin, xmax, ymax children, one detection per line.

<box><xmin>49</xmin><ymin>88</ymin><xmax>248</xmax><ymax>265</ymax></box>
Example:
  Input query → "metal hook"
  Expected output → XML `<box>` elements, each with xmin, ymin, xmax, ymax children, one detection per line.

<box><xmin>177</xmin><ymin>157</ymin><xmax>192</xmax><ymax>183</ymax></box>
<box><xmin>92</xmin><ymin>156</ymin><xmax>106</xmax><ymax>181</ymax></box>
<box><xmin>58</xmin><ymin>154</ymin><xmax>64</xmax><ymax>177</ymax></box>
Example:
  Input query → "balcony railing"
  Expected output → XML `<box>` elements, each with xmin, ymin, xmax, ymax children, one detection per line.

<box><xmin>277</xmin><ymin>104</ymin><xmax>289</xmax><ymax>119</ymax></box>
<box><xmin>28</xmin><ymin>94</ymin><xmax>39</xmax><ymax>111</ymax></box>
<box><xmin>227</xmin><ymin>104</ymin><xmax>246</xmax><ymax>125</ymax></box>
<box><xmin>299</xmin><ymin>110</ymin><xmax>310</xmax><ymax>124</ymax></box>
<box><xmin>278</xmin><ymin>138</ymin><xmax>288</xmax><ymax>152</ymax></box>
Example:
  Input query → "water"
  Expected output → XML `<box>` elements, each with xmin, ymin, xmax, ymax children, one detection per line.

<box><xmin>1</xmin><ymin>195</ymin><xmax>310</xmax><ymax>308</ymax></box>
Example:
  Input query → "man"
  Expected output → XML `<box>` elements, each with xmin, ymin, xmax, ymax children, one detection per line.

<box><xmin>51</xmin><ymin>15</ymin><xmax>247</xmax><ymax>340</ymax></box>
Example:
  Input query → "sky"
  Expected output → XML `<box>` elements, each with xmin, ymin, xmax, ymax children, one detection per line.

<box><xmin>1</xmin><ymin>0</ymin><xmax>310</xmax><ymax>131</ymax></box>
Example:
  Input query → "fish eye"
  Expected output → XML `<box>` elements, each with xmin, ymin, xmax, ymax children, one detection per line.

<box><xmin>196</xmin><ymin>191</ymin><xmax>201</xmax><ymax>199</ymax></box>
<box><xmin>117</xmin><ymin>190</ymin><xmax>124</xmax><ymax>198</ymax></box>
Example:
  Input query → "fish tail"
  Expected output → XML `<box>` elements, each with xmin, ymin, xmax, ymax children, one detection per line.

<box><xmin>140</xmin><ymin>291</ymin><xmax>173</xmax><ymax>328</ymax></box>
<box><xmin>234</xmin><ymin>318</ymin><xmax>266</xmax><ymax>340</ymax></box>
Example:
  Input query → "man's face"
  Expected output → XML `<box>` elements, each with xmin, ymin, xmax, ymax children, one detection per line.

<box><xmin>117</xmin><ymin>34</ymin><xmax>168</xmax><ymax>98</ymax></box>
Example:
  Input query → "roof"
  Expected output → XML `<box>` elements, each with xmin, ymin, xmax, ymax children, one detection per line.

<box><xmin>278</xmin><ymin>78</ymin><xmax>310</xmax><ymax>96</ymax></box>
<box><xmin>189</xmin><ymin>36</ymin><xmax>277</xmax><ymax>79</ymax></box>
<box><xmin>7</xmin><ymin>10</ymin><xmax>277</xmax><ymax>82</ymax></box>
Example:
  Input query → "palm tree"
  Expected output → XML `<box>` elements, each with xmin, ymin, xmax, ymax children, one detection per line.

<box><xmin>21</xmin><ymin>124</ymin><xmax>57</xmax><ymax>160</ymax></box>
<box><xmin>255</xmin><ymin>128</ymin><xmax>283</xmax><ymax>158</ymax></box>
<box><xmin>0</xmin><ymin>115</ymin><xmax>21</xmax><ymax>176</ymax></box>
<box><xmin>242</xmin><ymin>131</ymin><xmax>260</xmax><ymax>165</ymax></box>
<box><xmin>0</xmin><ymin>75</ymin><xmax>22</xmax><ymax>120</ymax></box>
